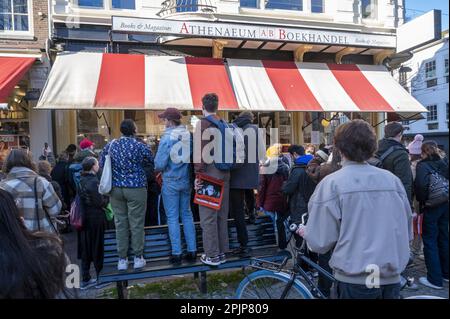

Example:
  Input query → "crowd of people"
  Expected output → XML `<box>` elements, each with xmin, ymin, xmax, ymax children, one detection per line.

<box><xmin>0</xmin><ymin>92</ymin><xmax>448</xmax><ymax>299</ymax></box>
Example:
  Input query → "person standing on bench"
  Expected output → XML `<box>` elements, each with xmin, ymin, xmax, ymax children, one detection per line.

<box><xmin>229</xmin><ymin>111</ymin><xmax>261</xmax><ymax>257</ymax></box>
<box><xmin>194</xmin><ymin>93</ymin><xmax>231</xmax><ymax>267</ymax></box>
<box><xmin>155</xmin><ymin>108</ymin><xmax>197</xmax><ymax>265</ymax></box>
<box><xmin>100</xmin><ymin>119</ymin><xmax>154</xmax><ymax>271</ymax></box>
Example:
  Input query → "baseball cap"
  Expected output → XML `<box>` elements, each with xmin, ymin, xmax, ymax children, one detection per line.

<box><xmin>158</xmin><ymin>108</ymin><xmax>182</xmax><ymax>121</ymax></box>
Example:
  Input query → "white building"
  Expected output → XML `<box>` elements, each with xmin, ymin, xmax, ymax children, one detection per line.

<box><xmin>395</xmin><ymin>30</ymin><xmax>449</xmax><ymax>153</ymax></box>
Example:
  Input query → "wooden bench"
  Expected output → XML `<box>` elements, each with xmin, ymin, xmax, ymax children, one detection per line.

<box><xmin>98</xmin><ymin>215</ymin><xmax>291</xmax><ymax>298</ymax></box>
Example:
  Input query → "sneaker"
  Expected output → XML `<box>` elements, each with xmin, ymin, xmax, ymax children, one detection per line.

<box><xmin>200</xmin><ymin>254</ymin><xmax>221</xmax><ymax>266</ymax></box>
<box><xmin>169</xmin><ymin>254</ymin><xmax>182</xmax><ymax>266</ymax></box>
<box><xmin>117</xmin><ymin>258</ymin><xmax>129</xmax><ymax>271</ymax></box>
<box><xmin>184</xmin><ymin>251</ymin><xmax>197</xmax><ymax>263</ymax></box>
<box><xmin>80</xmin><ymin>278</ymin><xmax>97</xmax><ymax>290</ymax></box>
<box><xmin>443</xmin><ymin>278</ymin><xmax>449</xmax><ymax>284</ymax></box>
<box><xmin>419</xmin><ymin>277</ymin><xmax>443</xmax><ymax>290</ymax></box>
<box><xmin>218</xmin><ymin>253</ymin><xmax>227</xmax><ymax>264</ymax></box>
<box><xmin>133</xmin><ymin>256</ymin><xmax>146</xmax><ymax>270</ymax></box>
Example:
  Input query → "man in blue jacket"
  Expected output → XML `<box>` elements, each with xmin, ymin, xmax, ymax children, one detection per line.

<box><xmin>154</xmin><ymin>108</ymin><xmax>197</xmax><ymax>265</ymax></box>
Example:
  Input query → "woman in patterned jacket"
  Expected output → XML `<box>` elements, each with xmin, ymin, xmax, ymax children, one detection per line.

<box><xmin>0</xmin><ymin>149</ymin><xmax>62</xmax><ymax>234</ymax></box>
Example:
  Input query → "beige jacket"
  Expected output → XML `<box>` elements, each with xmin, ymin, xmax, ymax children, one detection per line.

<box><xmin>304</xmin><ymin>160</ymin><xmax>412</xmax><ymax>286</ymax></box>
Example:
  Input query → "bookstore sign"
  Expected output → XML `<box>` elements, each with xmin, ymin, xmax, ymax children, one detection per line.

<box><xmin>112</xmin><ymin>17</ymin><xmax>396</xmax><ymax>48</ymax></box>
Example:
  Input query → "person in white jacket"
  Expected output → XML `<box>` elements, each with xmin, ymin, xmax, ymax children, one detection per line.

<box><xmin>297</xmin><ymin>119</ymin><xmax>412</xmax><ymax>299</ymax></box>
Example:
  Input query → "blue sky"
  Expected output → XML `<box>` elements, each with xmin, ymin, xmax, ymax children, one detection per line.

<box><xmin>405</xmin><ymin>0</ymin><xmax>449</xmax><ymax>31</ymax></box>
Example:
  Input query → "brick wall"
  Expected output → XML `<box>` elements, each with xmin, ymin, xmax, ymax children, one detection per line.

<box><xmin>0</xmin><ymin>0</ymin><xmax>49</xmax><ymax>50</ymax></box>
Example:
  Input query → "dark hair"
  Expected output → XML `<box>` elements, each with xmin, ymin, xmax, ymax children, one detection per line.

<box><xmin>0</xmin><ymin>189</ymin><xmax>67</xmax><ymax>298</ymax></box>
<box><xmin>82</xmin><ymin>156</ymin><xmax>98</xmax><ymax>172</ymax></box>
<box><xmin>384</xmin><ymin>122</ymin><xmax>404</xmax><ymax>138</ymax></box>
<box><xmin>169</xmin><ymin>119</ymin><xmax>181</xmax><ymax>126</ymax></box>
<box><xmin>287</xmin><ymin>145</ymin><xmax>305</xmax><ymax>156</ymax></box>
<box><xmin>421</xmin><ymin>140</ymin><xmax>441</xmax><ymax>161</ymax></box>
<box><xmin>65</xmin><ymin>144</ymin><xmax>77</xmax><ymax>154</ymax></box>
<box><xmin>2</xmin><ymin>148</ymin><xmax>35</xmax><ymax>174</ymax></box>
<box><xmin>334</xmin><ymin>120</ymin><xmax>377</xmax><ymax>162</ymax></box>
<box><xmin>202</xmin><ymin>93</ymin><xmax>219</xmax><ymax>113</ymax></box>
<box><xmin>120</xmin><ymin>119</ymin><xmax>137</xmax><ymax>136</ymax></box>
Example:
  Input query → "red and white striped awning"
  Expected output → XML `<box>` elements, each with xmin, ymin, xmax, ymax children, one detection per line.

<box><xmin>37</xmin><ymin>52</ymin><xmax>426</xmax><ymax>113</ymax></box>
<box><xmin>0</xmin><ymin>57</ymin><xmax>35</xmax><ymax>103</ymax></box>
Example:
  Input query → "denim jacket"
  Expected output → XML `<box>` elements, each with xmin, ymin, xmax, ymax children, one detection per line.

<box><xmin>154</xmin><ymin>125</ymin><xmax>191</xmax><ymax>186</ymax></box>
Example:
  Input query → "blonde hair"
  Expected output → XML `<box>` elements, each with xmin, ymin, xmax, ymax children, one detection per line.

<box><xmin>37</xmin><ymin>160</ymin><xmax>52</xmax><ymax>176</ymax></box>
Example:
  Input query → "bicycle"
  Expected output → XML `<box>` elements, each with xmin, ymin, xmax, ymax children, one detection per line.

<box><xmin>235</xmin><ymin>214</ymin><xmax>444</xmax><ymax>299</ymax></box>
<box><xmin>235</xmin><ymin>214</ymin><xmax>335</xmax><ymax>299</ymax></box>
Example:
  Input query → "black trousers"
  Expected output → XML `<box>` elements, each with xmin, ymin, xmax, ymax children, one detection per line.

<box><xmin>230</xmin><ymin>189</ymin><xmax>249</xmax><ymax>247</ymax></box>
<box><xmin>336</xmin><ymin>282</ymin><xmax>401</xmax><ymax>299</ymax></box>
<box><xmin>80</xmin><ymin>218</ymin><xmax>105</xmax><ymax>282</ymax></box>
<box><xmin>244</xmin><ymin>189</ymin><xmax>256</xmax><ymax>217</ymax></box>
<box><xmin>318</xmin><ymin>251</ymin><xmax>333</xmax><ymax>298</ymax></box>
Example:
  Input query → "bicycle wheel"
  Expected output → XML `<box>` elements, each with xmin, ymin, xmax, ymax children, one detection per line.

<box><xmin>235</xmin><ymin>270</ymin><xmax>314</xmax><ymax>299</ymax></box>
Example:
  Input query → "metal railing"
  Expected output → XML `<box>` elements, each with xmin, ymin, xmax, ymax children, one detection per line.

<box><xmin>157</xmin><ymin>0</ymin><xmax>217</xmax><ymax>17</ymax></box>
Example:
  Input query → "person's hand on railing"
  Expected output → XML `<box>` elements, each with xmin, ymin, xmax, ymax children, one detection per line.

<box><xmin>295</xmin><ymin>224</ymin><xmax>306</xmax><ymax>238</ymax></box>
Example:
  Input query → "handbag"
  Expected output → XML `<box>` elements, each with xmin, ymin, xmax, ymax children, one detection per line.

<box><xmin>99</xmin><ymin>139</ymin><xmax>116</xmax><ymax>195</ymax></box>
<box><xmin>69</xmin><ymin>194</ymin><xmax>83</xmax><ymax>231</ymax></box>
<box><xmin>34</xmin><ymin>177</ymin><xmax>59</xmax><ymax>234</ymax></box>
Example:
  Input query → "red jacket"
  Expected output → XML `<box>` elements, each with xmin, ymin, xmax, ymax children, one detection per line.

<box><xmin>258</xmin><ymin>159</ymin><xmax>289</xmax><ymax>214</ymax></box>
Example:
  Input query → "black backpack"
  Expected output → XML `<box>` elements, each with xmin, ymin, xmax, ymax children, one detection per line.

<box><xmin>368</xmin><ymin>145</ymin><xmax>404</xmax><ymax>169</ymax></box>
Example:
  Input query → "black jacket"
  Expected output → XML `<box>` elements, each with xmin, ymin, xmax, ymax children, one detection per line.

<box><xmin>79</xmin><ymin>173</ymin><xmax>107</xmax><ymax>225</ymax></box>
<box><xmin>377</xmin><ymin>138</ymin><xmax>413</xmax><ymax>205</ymax></box>
<box><xmin>282</xmin><ymin>163</ymin><xmax>316</xmax><ymax>224</ymax></box>
<box><xmin>230</xmin><ymin>115</ymin><xmax>260</xmax><ymax>189</ymax></box>
<box><xmin>414</xmin><ymin>156</ymin><xmax>449</xmax><ymax>209</ymax></box>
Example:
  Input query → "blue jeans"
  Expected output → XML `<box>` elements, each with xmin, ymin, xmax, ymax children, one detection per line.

<box><xmin>422</xmin><ymin>203</ymin><xmax>449</xmax><ymax>287</ymax></box>
<box><xmin>162</xmin><ymin>181</ymin><xmax>197</xmax><ymax>255</ymax></box>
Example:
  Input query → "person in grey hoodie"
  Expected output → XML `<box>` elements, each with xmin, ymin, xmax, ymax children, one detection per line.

<box><xmin>297</xmin><ymin>120</ymin><xmax>412</xmax><ymax>299</ymax></box>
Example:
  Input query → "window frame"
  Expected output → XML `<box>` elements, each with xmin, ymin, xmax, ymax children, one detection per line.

<box><xmin>264</xmin><ymin>0</ymin><xmax>304</xmax><ymax>12</ymax></box>
<box><xmin>0</xmin><ymin>0</ymin><xmax>32</xmax><ymax>35</ymax></box>
<box><xmin>310</xmin><ymin>0</ymin><xmax>324</xmax><ymax>14</ymax></box>
<box><xmin>426</xmin><ymin>105</ymin><xmax>438</xmax><ymax>122</ymax></box>
<box><xmin>361</xmin><ymin>0</ymin><xmax>378</xmax><ymax>20</ymax></box>
<box><xmin>75</xmin><ymin>0</ymin><xmax>136</xmax><ymax>11</ymax></box>
<box><xmin>424</xmin><ymin>60</ymin><xmax>437</xmax><ymax>79</ymax></box>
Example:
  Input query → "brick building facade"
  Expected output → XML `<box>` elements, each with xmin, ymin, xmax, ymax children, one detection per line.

<box><xmin>0</xmin><ymin>0</ymin><xmax>53</xmax><ymax>163</ymax></box>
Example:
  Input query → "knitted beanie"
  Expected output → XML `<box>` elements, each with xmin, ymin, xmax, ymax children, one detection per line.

<box><xmin>408</xmin><ymin>134</ymin><xmax>424</xmax><ymax>155</ymax></box>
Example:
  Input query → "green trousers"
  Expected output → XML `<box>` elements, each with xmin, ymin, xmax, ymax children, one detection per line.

<box><xmin>110</xmin><ymin>187</ymin><xmax>147</xmax><ymax>259</ymax></box>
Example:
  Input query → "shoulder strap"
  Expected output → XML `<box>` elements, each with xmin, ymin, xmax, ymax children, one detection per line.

<box><xmin>379</xmin><ymin>145</ymin><xmax>404</xmax><ymax>162</ymax></box>
<box><xmin>34</xmin><ymin>177</ymin><xmax>41</xmax><ymax>231</ymax></box>
<box><xmin>34</xmin><ymin>177</ymin><xmax>59</xmax><ymax>234</ymax></box>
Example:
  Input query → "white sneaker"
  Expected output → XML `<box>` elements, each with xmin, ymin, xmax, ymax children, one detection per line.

<box><xmin>443</xmin><ymin>278</ymin><xmax>449</xmax><ymax>283</ymax></box>
<box><xmin>134</xmin><ymin>256</ymin><xmax>146</xmax><ymax>269</ymax></box>
<box><xmin>117</xmin><ymin>258</ymin><xmax>128</xmax><ymax>271</ymax></box>
<box><xmin>419</xmin><ymin>277</ymin><xmax>443</xmax><ymax>290</ymax></box>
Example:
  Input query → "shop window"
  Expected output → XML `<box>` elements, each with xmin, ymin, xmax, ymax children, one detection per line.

<box><xmin>0</xmin><ymin>0</ymin><xmax>29</xmax><ymax>31</ymax></box>
<box><xmin>76</xmin><ymin>110</ymin><xmax>109</xmax><ymax>151</ymax></box>
<box><xmin>240</xmin><ymin>0</ymin><xmax>258</xmax><ymax>8</ymax></box>
<box><xmin>311</xmin><ymin>0</ymin><xmax>324</xmax><ymax>13</ymax></box>
<box><xmin>0</xmin><ymin>95</ymin><xmax>30</xmax><ymax>165</ymax></box>
<box><xmin>266</xmin><ymin>0</ymin><xmax>303</xmax><ymax>11</ymax></box>
<box><xmin>361</xmin><ymin>0</ymin><xmax>377</xmax><ymax>19</ymax></box>
<box><xmin>426</xmin><ymin>105</ymin><xmax>437</xmax><ymax>122</ymax></box>
<box><xmin>78</xmin><ymin>0</ymin><xmax>104</xmax><ymax>8</ymax></box>
<box><xmin>112</xmin><ymin>0</ymin><xmax>135</xmax><ymax>9</ymax></box>
<box><xmin>446</xmin><ymin>103</ymin><xmax>449</xmax><ymax>121</ymax></box>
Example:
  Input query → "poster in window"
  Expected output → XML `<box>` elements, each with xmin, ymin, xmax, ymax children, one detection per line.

<box><xmin>194</xmin><ymin>173</ymin><xmax>225</xmax><ymax>210</ymax></box>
